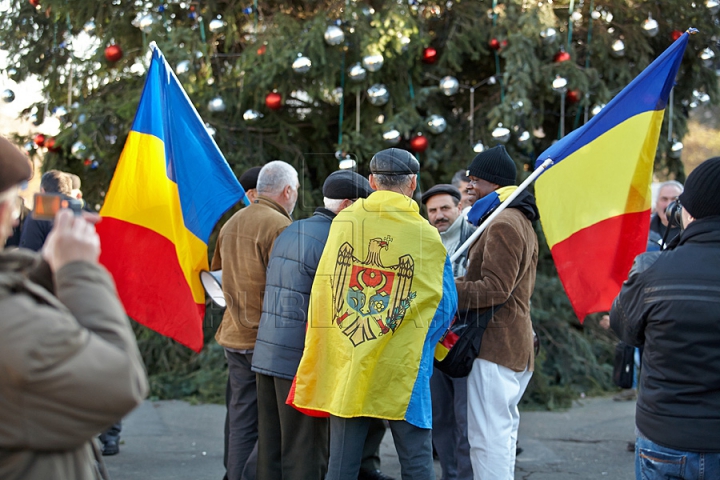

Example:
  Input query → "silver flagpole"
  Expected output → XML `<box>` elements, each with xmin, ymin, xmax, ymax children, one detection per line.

<box><xmin>450</xmin><ymin>158</ymin><xmax>554</xmax><ymax>263</ymax></box>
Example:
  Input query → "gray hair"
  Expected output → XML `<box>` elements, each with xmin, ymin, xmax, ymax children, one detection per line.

<box><xmin>659</xmin><ymin>180</ymin><xmax>684</xmax><ymax>194</ymax></box>
<box><xmin>451</xmin><ymin>169</ymin><xmax>469</xmax><ymax>188</ymax></box>
<box><xmin>323</xmin><ymin>197</ymin><xmax>345</xmax><ymax>213</ymax></box>
<box><xmin>372</xmin><ymin>173</ymin><xmax>415</xmax><ymax>190</ymax></box>
<box><xmin>256</xmin><ymin>161</ymin><xmax>299</xmax><ymax>195</ymax></box>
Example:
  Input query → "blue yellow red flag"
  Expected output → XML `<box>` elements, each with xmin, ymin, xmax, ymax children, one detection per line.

<box><xmin>289</xmin><ymin>191</ymin><xmax>457</xmax><ymax>428</ymax></box>
<box><xmin>97</xmin><ymin>43</ymin><xmax>244</xmax><ymax>351</ymax></box>
<box><xmin>534</xmin><ymin>32</ymin><xmax>691</xmax><ymax>321</ymax></box>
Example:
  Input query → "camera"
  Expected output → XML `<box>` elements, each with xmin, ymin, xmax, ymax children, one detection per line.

<box><xmin>32</xmin><ymin>193</ymin><xmax>83</xmax><ymax>221</ymax></box>
<box><xmin>665</xmin><ymin>200</ymin><xmax>684</xmax><ymax>232</ymax></box>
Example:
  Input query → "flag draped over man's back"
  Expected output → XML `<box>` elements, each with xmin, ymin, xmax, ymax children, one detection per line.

<box><xmin>98</xmin><ymin>43</ymin><xmax>244</xmax><ymax>351</ymax></box>
<box><xmin>534</xmin><ymin>32</ymin><xmax>691</xmax><ymax>322</ymax></box>
<box><xmin>290</xmin><ymin>191</ymin><xmax>457</xmax><ymax>428</ymax></box>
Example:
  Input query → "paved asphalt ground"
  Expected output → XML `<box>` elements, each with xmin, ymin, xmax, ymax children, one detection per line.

<box><xmin>105</xmin><ymin>395</ymin><xmax>636</xmax><ymax>479</ymax></box>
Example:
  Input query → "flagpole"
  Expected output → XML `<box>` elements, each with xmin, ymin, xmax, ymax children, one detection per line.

<box><xmin>450</xmin><ymin>158</ymin><xmax>554</xmax><ymax>263</ymax></box>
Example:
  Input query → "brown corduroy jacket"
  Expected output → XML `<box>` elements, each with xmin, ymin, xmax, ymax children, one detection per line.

<box><xmin>455</xmin><ymin>207</ymin><xmax>538</xmax><ymax>372</ymax></box>
<box><xmin>212</xmin><ymin>196</ymin><xmax>292</xmax><ymax>350</ymax></box>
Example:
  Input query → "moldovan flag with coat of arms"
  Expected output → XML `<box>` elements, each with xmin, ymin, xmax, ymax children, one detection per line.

<box><xmin>534</xmin><ymin>31</ymin><xmax>691</xmax><ymax>321</ymax></box>
<box><xmin>97</xmin><ymin>43</ymin><xmax>245</xmax><ymax>352</ymax></box>
<box><xmin>289</xmin><ymin>191</ymin><xmax>457</xmax><ymax>428</ymax></box>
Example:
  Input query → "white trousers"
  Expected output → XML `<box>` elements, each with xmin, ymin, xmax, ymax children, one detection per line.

<box><xmin>467</xmin><ymin>358</ymin><xmax>533</xmax><ymax>480</ymax></box>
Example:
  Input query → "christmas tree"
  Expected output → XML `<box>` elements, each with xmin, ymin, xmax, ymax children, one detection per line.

<box><xmin>2</xmin><ymin>0</ymin><xmax>718</xmax><ymax>405</ymax></box>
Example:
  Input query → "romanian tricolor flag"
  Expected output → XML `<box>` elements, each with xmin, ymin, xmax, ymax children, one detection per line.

<box><xmin>97</xmin><ymin>44</ymin><xmax>245</xmax><ymax>351</ymax></box>
<box><xmin>534</xmin><ymin>32</ymin><xmax>690</xmax><ymax>321</ymax></box>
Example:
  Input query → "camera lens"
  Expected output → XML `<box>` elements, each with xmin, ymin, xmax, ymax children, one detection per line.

<box><xmin>665</xmin><ymin>200</ymin><xmax>683</xmax><ymax>230</ymax></box>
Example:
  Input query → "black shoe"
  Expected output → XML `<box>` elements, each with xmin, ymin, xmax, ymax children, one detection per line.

<box><xmin>516</xmin><ymin>446</ymin><xmax>524</xmax><ymax>456</ymax></box>
<box><xmin>101</xmin><ymin>438</ymin><xmax>120</xmax><ymax>456</ymax></box>
<box><xmin>358</xmin><ymin>469</ymin><xmax>396</xmax><ymax>480</ymax></box>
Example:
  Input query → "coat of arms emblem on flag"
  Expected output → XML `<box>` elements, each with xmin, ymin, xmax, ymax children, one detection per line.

<box><xmin>331</xmin><ymin>237</ymin><xmax>416</xmax><ymax>347</ymax></box>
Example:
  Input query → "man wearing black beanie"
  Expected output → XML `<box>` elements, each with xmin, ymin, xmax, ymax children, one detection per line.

<box><xmin>611</xmin><ymin>157</ymin><xmax>720</xmax><ymax>479</ymax></box>
<box><xmin>455</xmin><ymin>145</ymin><xmax>539</xmax><ymax>479</ymax></box>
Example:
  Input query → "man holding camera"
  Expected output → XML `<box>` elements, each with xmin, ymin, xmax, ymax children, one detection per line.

<box><xmin>610</xmin><ymin>157</ymin><xmax>720</xmax><ymax>479</ymax></box>
<box><xmin>0</xmin><ymin>136</ymin><xmax>148</xmax><ymax>479</ymax></box>
<box><xmin>19</xmin><ymin>169</ymin><xmax>74</xmax><ymax>251</ymax></box>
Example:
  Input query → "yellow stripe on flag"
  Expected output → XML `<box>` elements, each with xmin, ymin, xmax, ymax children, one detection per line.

<box><xmin>536</xmin><ymin>110</ymin><xmax>663</xmax><ymax>248</ymax></box>
<box><xmin>100</xmin><ymin>131</ymin><xmax>208</xmax><ymax>302</ymax></box>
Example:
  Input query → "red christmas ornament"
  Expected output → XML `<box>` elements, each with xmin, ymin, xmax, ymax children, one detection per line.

<box><xmin>45</xmin><ymin>137</ymin><xmax>60</xmax><ymax>152</ymax></box>
<box><xmin>489</xmin><ymin>38</ymin><xmax>501</xmax><ymax>51</ymax></box>
<box><xmin>257</xmin><ymin>45</ymin><xmax>267</xmax><ymax>55</ymax></box>
<box><xmin>104</xmin><ymin>44</ymin><xmax>123</xmax><ymax>63</ymax></box>
<box><xmin>409</xmin><ymin>134</ymin><xmax>429</xmax><ymax>153</ymax></box>
<box><xmin>265</xmin><ymin>92</ymin><xmax>282</xmax><ymax>110</ymax></box>
<box><xmin>422</xmin><ymin>47</ymin><xmax>438</xmax><ymax>64</ymax></box>
<box><xmin>566</xmin><ymin>89</ymin><xmax>581</xmax><ymax>103</ymax></box>
<box><xmin>671</xmin><ymin>30</ymin><xmax>683</xmax><ymax>41</ymax></box>
<box><xmin>33</xmin><ymin>133</ymin><xmax>45</xmax><ymax>147</ymax></box>
<box><xmin>84</xmin><ymin>158</ymin><xmax>92</xmax><ymax>166</ymax></box>
<box><xmin>28</xmin><ymin>0</ymin><xmax>39</xmax><ymax>7</ymax></box>
<box><xmin>553</xmin><ymin>50</ymin><xmax>571</xmax><ymax>63</ymax></box>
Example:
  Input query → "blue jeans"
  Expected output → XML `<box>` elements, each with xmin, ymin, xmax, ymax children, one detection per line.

<box><xmin>636</xmin><ymin>435</ymin><xmax>720</xmax><ymax>480</ymax></box>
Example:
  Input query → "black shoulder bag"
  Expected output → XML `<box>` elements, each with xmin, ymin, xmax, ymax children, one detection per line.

<box><xmin>434</xmin><ymin>303</ymin><xmax>506</xmax><ymax>378</ymax></box>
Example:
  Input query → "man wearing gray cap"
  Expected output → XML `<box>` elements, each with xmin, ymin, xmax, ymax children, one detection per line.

<box><xmin>291</xmin><ymin>148</ymin><xmax>457</xmax><ymax>480</ymax></box>
<box><xmin>252</xmin><ymin>170</ymin><xmax>375</xmax><ymax>480</ymax></box>
<box><xmin>0</xmin><ymin>136</ymin><xmax>148</xmax><ymax>479</ymax></box>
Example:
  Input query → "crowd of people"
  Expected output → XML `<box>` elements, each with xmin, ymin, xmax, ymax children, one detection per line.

<box><xmin>211</xmin><ymin>145</ymin><xmax>537</xmax><ymax>480</ymax></box>
<box><xmin>0</xmin><ymin>130</ymin><xmax>718</xmax><ymax>480</ymax></box>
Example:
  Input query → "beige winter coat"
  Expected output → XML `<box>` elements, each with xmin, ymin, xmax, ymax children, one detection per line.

<box><xmin>0</xmin><ymin>249</ymin><xmax>148</xmax><ymax>480</ymax></box>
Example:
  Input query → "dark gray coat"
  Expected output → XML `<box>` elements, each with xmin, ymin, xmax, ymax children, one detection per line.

<box><xmin>252</xmin><ymin>208</ymin><xmax>335</xmax><ymax>380</ymax></box>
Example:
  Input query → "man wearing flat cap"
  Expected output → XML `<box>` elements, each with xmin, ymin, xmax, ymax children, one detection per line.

<box><xmin>239</xmin><ymin>166</ymin><xmax>263</xmax><ymax>205</ymax></box>
<box><xmin>291</xmin><ymin>149</ymin><xmax>457</xmax><ymax>479</ymax></box>
<box><xmin>455</xmin><ymin>144</ymin><xmax>538</xmax><ymax>479</ymax></box>
<box><xmin>252</xmin><ymin>170</ymin><xmax>375</xmax><ymax>480</ymax></box>
<box><xmin>421</xmin><ymin>184</ymin><xmax>475</xmax><ymax>480</ymax></box>
<box><xmin>0</xmin><ymin>135</ymin><xmax>148</xmax><ymax>479</ymax></box>
<box><xmin>610</xmin><ymin>157</ymin><xmax>720</xmax><ymax>479</ymax></box>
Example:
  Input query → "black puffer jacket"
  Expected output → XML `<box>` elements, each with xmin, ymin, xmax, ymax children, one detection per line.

<box><xmin>610</xmin><ymin>216</ymin><xmax>720</xmax><ymax>452</ymax></box>
<box><xmin>252</xmin><ymin>208</ymin><xmax>335</xmax><ymax>380</ymax></box>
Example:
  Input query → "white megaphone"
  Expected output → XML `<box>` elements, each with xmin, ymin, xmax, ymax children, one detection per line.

<box><xmin>200</xmin><ymin>270</ymin><xmax>226</xmax><ymax>308</ymax></box>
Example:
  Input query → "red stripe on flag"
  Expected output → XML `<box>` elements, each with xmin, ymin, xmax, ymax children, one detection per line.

<box><xmin>97</xmin><ymin>217</ymin><xmax>205</xmax><ymax>352</ymax></box>
<box><xmin>440</xmin><ymin>330</ymin><xmax>459</xmax><ymax>350</ymax></box>
<box><xmin>550</xmin><ymin>210</ymin><xmax>650</xmax><ymax>322</ymax></box>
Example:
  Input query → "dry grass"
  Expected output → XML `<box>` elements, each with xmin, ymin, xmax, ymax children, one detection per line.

<box><xmin>683</xmin><ymin>107</ymin><xmax>720</xmax><ymax>175</ymax></box>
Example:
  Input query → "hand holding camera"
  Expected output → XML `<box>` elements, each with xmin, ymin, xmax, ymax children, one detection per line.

<box><xmin>42</xmin><ymin>209</ymin><xmax>102</xmax><ymax>271</ymax></box>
